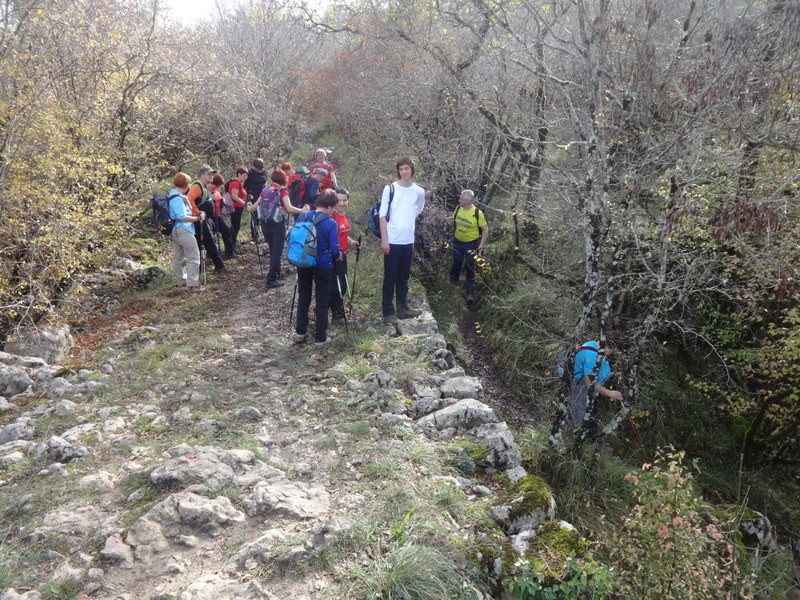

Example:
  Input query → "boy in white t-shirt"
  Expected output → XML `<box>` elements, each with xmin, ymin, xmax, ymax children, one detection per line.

<box><xmin>379</xmin><ymin>157</ymin><xmax>426</xmax><ymax>324</ymax></box>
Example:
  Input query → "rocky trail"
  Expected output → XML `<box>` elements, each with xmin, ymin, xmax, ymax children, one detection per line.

<box><xmin>0</xmin><ymin>244</ymin><xmax>559</xmax><ymax>600</ymax></box>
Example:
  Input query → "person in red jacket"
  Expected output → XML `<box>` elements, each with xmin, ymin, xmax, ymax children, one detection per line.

<box><xmin>226</xmin><ymin>166</ymin><xmax>248</xmax><ymax>256</ymax></box>
<box><xmin>328</xmin><ymin>188</ymin><xmax>360</xmax><ymax>323</ymax></box>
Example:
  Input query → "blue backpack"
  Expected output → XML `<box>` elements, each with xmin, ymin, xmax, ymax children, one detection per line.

<box><xmin>366</xmin><ymin>183</ymin><xmax>394</xmax><ymax>238</ymax></box>
<box><xmin>286</xmin><ymin>212</ymin><xmax>330</xmax><ymax>267</ymax></box>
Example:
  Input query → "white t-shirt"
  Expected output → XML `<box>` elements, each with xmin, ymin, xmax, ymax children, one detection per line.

<box><xmin>379</xmin><ymin>181</ymin><xmax>425</xmax><ymax>245</ymax></box>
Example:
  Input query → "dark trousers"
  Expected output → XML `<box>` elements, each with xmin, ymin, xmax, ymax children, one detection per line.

<box><xmin>214</xmin><ymin>216</ymin><xmax>235</xmax><ymax>257</ymax></box>
<box><xmin>249</xmin><ymin>210</ymin><xmax>260</xmax><ymax>242</ymax></box>
<box><xmin>296</xmin><ymin>267</ymin><xmax>334</xmax><ymax>342</ymax></box>
<box><xmin>195</xmin><ymin>220</ymin><xmax>224</xmax><ymax>270</ymax></box>
<box><xmin>329</xmin><ymin>256</ymin><xmax>348</xmax><ymax>319</ymax></box>
<box><xmin>231</xmin><ymin>208</ymin><xmax>244</xmax><ymax>246</ymax></box>
<box><xmin>260</xmin><ymin>220</ymin><xmax>285</xmax><ymax>283</ymax></box>
<box><xmin>450</xmin><ymin>238</ymin><xmax>479</xmax><ymax>294</ymax></box>
<box><xmin>382</xmin><ymin>243</ymin><xmax>414</xmax><ymax>317</ymax></box>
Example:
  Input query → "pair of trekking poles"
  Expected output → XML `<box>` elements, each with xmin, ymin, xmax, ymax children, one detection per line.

<box><xmin>287</xmin><ymin>235</ymin><xmax>362</xmax><ymax>336</ymax></box>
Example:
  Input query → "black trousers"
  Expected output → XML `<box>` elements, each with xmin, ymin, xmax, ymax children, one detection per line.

<box><xmin>230</xmin><ymin>207</ymin><xmax>244</xmax><ymax>246</ymax></box>
<box><xmin>296</xmin><ymin>267</ymin><xmax>334</xmax><ymax>342</ymax></box>
<box><xmin>214</xmin><ymin>216</ymin><xmax>235</xmax><ymax>257</ymax></box>
<box><xmin>195</xmin><ymin>220</ymin><xmax>224</xmax><ymax>270</ymax></box>
<box><xmin>382</xmin><ymin>243</ymin><xmax>413</xmax><ymax>316</ymax></box>
<box><xmin>260</xmin><ymin>220</ymin><xmax>285</xmax><ymax>283</ymax></box>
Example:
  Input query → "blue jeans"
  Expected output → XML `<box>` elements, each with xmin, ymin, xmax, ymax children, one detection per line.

<box><xmin>450</xmin><ymin>238</ymin><xmax>479</xmax><ymax>294</ymax></box>
<box><xmin>382</xmin><ymin>243</ymin><xmax>414</xmax><ymax>317</ymax></box>
<box><xmin>296</xmin><ymin>267</ymin><xmax>334</xmax><ymax>342</ymax></box>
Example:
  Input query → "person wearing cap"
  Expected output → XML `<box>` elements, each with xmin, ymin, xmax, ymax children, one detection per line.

<box><xmin>303</xmin><ymin>168</ymin><xmax>325</xmax><ymax>210</ymax></box>
<box><xmin>309</xmin><ymin>148</ymin><xmax>337</xmax><ymax>191</ymax></box>
<box><xmin>450</xmin><ymin>189</ymin><xmax>488</xmax><ymax>304</ymax></box>
<box><xmin>379</xmin><ymin>157</ymin><xmax>426</xmax><ymax>324</ymax></box>
<box><xmin>188</xmin><ymin>165</ymin><xmax>227</xmax><ymax>274</ymax></box>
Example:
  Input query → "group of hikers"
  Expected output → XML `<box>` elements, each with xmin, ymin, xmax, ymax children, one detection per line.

<box><xmin>165</xmin><ymin>152</ymin><xmax>490</xmax><ymax>347</ymax></box>
<box><xmin>163</xmin><ymin>149</ymin><xmax>622</xmax><ymax>433</ymax></box>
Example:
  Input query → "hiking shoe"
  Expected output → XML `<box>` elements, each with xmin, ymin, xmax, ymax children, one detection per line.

<box><xmin>383</xmin><ymin>314</ymin><xmax>399</xmax><ymax>325</ymax></box>
<box><xmin>267</xmin><ymin>280</ymin><xmax>285</xmax><ymax>288</ymax></box>
<box><xmin>215</xmin><ymin>267</ymin><xmax>229</xmax><ymax>274</ymax></box>
<box><xmin>292</xmin><ymin>333</ymin><xmax>307</xmax><ymax>344</ymax></box>
<box><xmin>466</xmin><ymin>293</ymin><xmax>475</xmax><ymax>304</ymax></box>
<box><xmin>331</xmin><ymin>317</ymin><xmax>345</xmax><ymax>326</ymax></box>
<box><xmin>314</xmin><ymin>338</ymin><xmax>330</xmax><ymax>348</ymax></box>
<box><xmin>186</xmin><ymin>286</ymin><xmax>206</xmax><ymax>293</ymax></box>
<box><xmin>397</xmin><ymin>307</ymin><xmax>422</xmax><ymax>319</ymax></box>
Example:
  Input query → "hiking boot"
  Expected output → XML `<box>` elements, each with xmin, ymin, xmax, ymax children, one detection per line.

<box><xmin>233</xmin><ymin>245</ymin><xmax>242</xmax><ymax>257</ymax></box>
<box><xmin>383</xmin><ymin>314</ymin><xmax>399</xmax><ymax>325</ymax></box>
<box><xmin>466</xmin><ymin>293</ymin><xmax>475</xmax><ymax>304</ymax></box>
<box><xmin>224</xmin><ymin>252</ymin><xmax>235</xmax><ymax>260</ymax></box>
<box><xmin>291</xmin><ymin>333</ymin><xmax>307</xmax><ymax>344</ymax></box>
<box><xmin>314</xmin><ymin>338</ymin><xmax>330</xmax><ymax>348</ymax></box>
<box><xmin>215</xmin><ymin>266</ymin><xmax>229</xmax><ymax>274</ymax></box>
<box><xmin>267</xmin><ymin>280</ymin><xmax>285</xmax><ymax>288</ymax></box>
<box><xmin>186</xmin><ymin>286</ymin><xmax>206</xmax><ymax>293</ymax></box>
<box><xmin>397</xmin><ymin>307</ymin><xmax>422</xmax><ymax>319</ymax></box>
<box><xmin>331</xmin><ymin>317</ymin><xmax>345</xmax><ymax>326</ymax></box>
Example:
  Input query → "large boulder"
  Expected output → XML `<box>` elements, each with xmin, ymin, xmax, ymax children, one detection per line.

<box><xmin>4</xmin><ymin>325</ymin><xmax>73</xmax><ymax>364</ymax></box>
<box><xmin>469</xmin><ymin>422</ymin><xmax>522</xmax><ymax>472</ymax></box>
<box><xmin>179</xmin><ymin>574</ymin><xmax>276</xmax><ymax>600</ymax></box>
<box><xmin>416</xmin><ymin>398</ymin><xmax>497</xmax><ymax>433</ymax></box>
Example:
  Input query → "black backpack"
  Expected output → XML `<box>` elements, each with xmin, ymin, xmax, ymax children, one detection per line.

<box><xmin>152</xmin><ymin>192</ymin><xmax>180</xmax><ymax>236</ymax></box>
<box><xmin>288</xmin><ymin>177</ymin><xmax>306</xmax><ymax>208</ymax></box>
<box><xmin>366</xmin><ymin>183</ymin><xmax>395</xmax><ymax>238</ymax></box>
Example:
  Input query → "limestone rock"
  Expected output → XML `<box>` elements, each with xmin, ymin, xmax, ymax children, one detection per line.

<box><xmin>0</xmin><ymin>366</ymin><xmax>33</xmax><ymax>397</ymax></box>
<box><xmin>179</xmin><ymin>574</ymin><xmax>276</xmax><ymax>600</ymax></box>
<box><xmin>396</xmin><ymin>314</ymin><xmax>438</xmax><ymax>336</ymax></box>
<box><xmin>4</xmin><ymin>325</ymin><xmax>74</xmax><ymax>364</ymax></box>
<box><xmin>244</xmin><ymin>479</ymin><xmax>330</xmax><ymax>520</ymax></box>
<box><xmin>145</xmin><ymin>491</ymin><xmax>245</xmax><ymax>536</ymax></box>
<box><xmin>101</xmin><ymin>533</ymin><xmax>134</xmax><ymax>564</ymax></box>
<box><xmin>469</xmin><ymin>422</ymin><xmax>522</xmax><ymax>472</ymax></box>
<box><xmin>440</xmin><ymin>376</ymin><xmax>484</xmax><ymax>400</ymax></box>
<box><xmin>416</xmin><ymin>399</ymin><xmax>497</xmax><ymax>433</ymax></box>
<box><xmin>150</xmin><ymin>452</ymin><xmax>237</xmax><ymax>490</ymax></box>
<box><xmin>0</xmin><ymin>417</ymin><xmax>35</xmax><ymax>445</ymax></box>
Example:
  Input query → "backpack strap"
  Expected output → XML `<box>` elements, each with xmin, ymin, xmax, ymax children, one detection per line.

<box><xmin>386</xmin><ymin>183</ymin><xmax>395</xmax><ymax>223</ymax></box>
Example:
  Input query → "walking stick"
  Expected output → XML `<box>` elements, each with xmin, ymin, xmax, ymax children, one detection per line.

<box><xmin>348</xmin><ymin>235</ymin><xmax>362</xmax><ymax>318</ymax></box>
<box><xmin>288</xmin><ymin>270</ymin><xmax>298</xmax><ymax>326</ymax></box>
<box><xmin>336</xmin><ymin>267</ymin><xmax>349</xmax><ymax>335</ymax></box>
<box><xmin>247</xmin><ymin>196</ymin><xmax>265</xmax><ymax>278</ymax></box>
<box><xmin>198</xmin><ymin>217</ymin><xmax>207</xmax><ymax>286</ymax></box>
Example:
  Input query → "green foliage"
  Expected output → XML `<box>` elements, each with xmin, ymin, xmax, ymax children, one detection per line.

<box><xmin>507</xmin><ymin>556</ymin><xmax>613</xmax><ymax>600</ymax></box>
<box><xmin>350</xmin><ymin>543</ymin><xmax>471</xmax><ymax>600</ymax></box>
<box><xmin>40</xmin><ymin>578</ymin><xmax>83</xmax><ymax>600</ymax></box>
<box><xmin>600</xmin><ymin>450</ymin><xmax>754</xmax><ymax>599</ymax></box>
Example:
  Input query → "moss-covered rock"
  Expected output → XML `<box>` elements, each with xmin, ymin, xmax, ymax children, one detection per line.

<box><xmin>503</xmin><ymin>475</ymin><xmax>556</xmax><ymax>534</ymax></box>
<box><xmin>524</xmin><ymin>520</ymin><xmax>589</xmax><ymax>583</ymax></box>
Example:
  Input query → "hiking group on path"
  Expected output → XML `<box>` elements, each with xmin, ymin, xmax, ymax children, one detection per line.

<box><xmin>162</xmin><ymin>153</ymin><xmax>492</xmax><ymax>348</ymax></box>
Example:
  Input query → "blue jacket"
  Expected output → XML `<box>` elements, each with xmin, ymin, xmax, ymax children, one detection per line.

<box><xmin>302</xmin><ymin>211</ymin><xmax>339</xmax><ymax>268</ymax></box>
<box><xmin>573</xmin><ymin>341</ymin><xmax>611</xmax><ymax>386</ymax></box>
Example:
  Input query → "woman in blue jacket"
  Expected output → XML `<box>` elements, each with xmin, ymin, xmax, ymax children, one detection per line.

<box><xmin>292</xmin><ymin>189</ymin><xmax>340</xmax><ymax>346</ymax></box>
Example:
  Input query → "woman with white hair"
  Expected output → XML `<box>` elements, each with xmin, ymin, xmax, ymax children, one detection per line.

<box><xmin>309</xmin><ymin>148</ymin><xmax>337</xmax><ymax>191</ymax></box>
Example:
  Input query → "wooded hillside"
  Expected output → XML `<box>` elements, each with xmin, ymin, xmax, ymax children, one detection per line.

<box><xmin>1</xmin><ymin>0</ymin><xmax>798</xmax><ymax>597</ymax></box>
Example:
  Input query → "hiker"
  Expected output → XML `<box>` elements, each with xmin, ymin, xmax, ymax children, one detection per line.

<box><xmin>571</xmin><ymin>340</ymin><xmax>623</xmax><ymax>426</ymax></box>
<box><xmin>227</xmin><ymin>166</ymin><xmax>248</xmax><ymax>256</ymax></box>
<box><xmin>449</xmin><ymin>189</ymin><xmax>488</xmax><ymax>304</ymax></box>
<box><xmin>244</xmin><ymin>158</ymin><xmax>268</xmax><ymax>245</ymax></box>
<box><xmin>246</xmin><ymin>170</ymin><xmax>304</xmax><ymax>288</ymax></box>
<box><xmin>209</xmin><ymin>172</ymin><xmax>236</xmax><ymax>259</ymax></box>
<box><xmin>309</xmin><ymin>148</ymin><xmax>337</xmax><ymax>191</ymax></box>
<box><xmin>167</xmin><ymin>172</ymin><xmax>205</xmax><ymax>291</ymax></box>
<box><xmin>287</xmin><ymin>165</ymin><xmax>310</xmax><ymax>212</ymax></box>
<box><xmin>304</xmin><ymin>168</ymin><xmax>325</xmax><ymax>210</ymax></box>
<box><xmin>292</xmin><ymin>189</ymin><xmax>341</xmax><ymax>346</ymax></box>
<box><xmin>329</xmin><ymin>188</ymin><xmax>360</xmax><ymax>323</ymax></box>
<box><xmin>188</xmin><ymin>165</ymin><xmax>227</xmax><ymax>274</ymax></box>
<box><xmin>379</xmin><ymin>157</ymin><xmax>426</xmax><ymax>325</ymax></box>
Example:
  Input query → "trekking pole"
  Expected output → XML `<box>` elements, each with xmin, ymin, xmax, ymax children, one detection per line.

<box><xmin>247</xmin><ymin>196</ymin><xmax>265</xmax><ymax>278</ymax></box>
<box><xmin>198</xmin><ymin>216</ymin><xmax>207</xmax><ymax>286</ymax></box>
<box><xmin>336</xmin><ymin>269</ymin><xmax>349</xmax><ymax>335</ymax></box>
<box><xmin>348</xmin><ymin>235</ymin><xmax>362</xmax><ymax>318</ymax></box>
<box><xmin>288</xmin><ymin>269</ymin><xmax>298</xmax><ymax>326</ymax></box>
